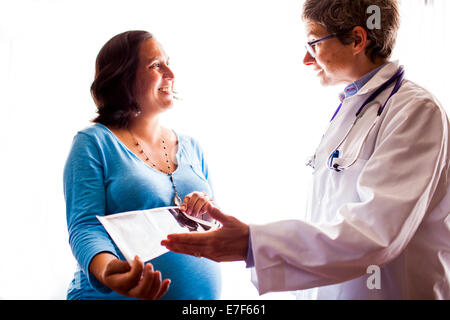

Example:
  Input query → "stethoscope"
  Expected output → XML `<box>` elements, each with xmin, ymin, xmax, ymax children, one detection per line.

<box><xmin>307</xmin><ymin>66</ymin><xmax>405</xmax><ymax>172</ymax></box>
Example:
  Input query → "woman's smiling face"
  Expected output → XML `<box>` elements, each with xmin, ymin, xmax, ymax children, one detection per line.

<box><xmin>134</xmin><ymin>38</ymin><xmax>175</xmax><ymax>115</ymax></box>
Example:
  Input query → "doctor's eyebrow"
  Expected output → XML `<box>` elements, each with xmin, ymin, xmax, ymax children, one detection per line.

<box><xmin>308</xmin><ymin>33</ymin><xmax>321</xmax><ymax>40</ymax></box>
<box><xmin>306</xmin><ymin>29</ymin><xmax>325</xmax><ymax>40</ymax></box>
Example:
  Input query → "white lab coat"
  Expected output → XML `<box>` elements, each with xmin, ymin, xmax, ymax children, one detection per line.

<box><xmin>249</xmin><ymin>61</ymin><xmax>450</xmax><ymax>299</ymax></box>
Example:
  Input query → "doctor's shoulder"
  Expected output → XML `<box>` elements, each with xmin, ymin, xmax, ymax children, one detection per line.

<box><xmin>382</xmin><ymin>79</ymin><xmax>449</xmax><ymax>132</ymax></box>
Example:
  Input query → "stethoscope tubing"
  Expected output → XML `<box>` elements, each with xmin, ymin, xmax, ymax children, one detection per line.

<box><xmin>326</xmin><ymin>66</ymin><xmax>405</xmax><ymax>172</ymax></box>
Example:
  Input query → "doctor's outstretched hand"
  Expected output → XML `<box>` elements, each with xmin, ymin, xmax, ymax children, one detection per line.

<box><xmin>161</xmin><ymin>200</ymin><xmax>249</xmax><ymax>262</ymax></box>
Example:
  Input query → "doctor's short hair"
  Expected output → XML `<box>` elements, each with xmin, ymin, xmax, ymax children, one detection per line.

<box><xmin>302</xmin><ymin>0</ymin><xmax>400</xmax><ymax>62</ymax></box>
<box><xmin>91</xmin><ymin>30</ymin><xmax>153</xmax><ymax>128</ymax></box>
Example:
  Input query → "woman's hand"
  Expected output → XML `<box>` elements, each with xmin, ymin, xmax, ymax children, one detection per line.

<box><xmin>90</xmin><ymin>253</ymin><xmax>170</xmax><ymax>300</ymax></box>
<box><xmin>180</xmin><ymin>191</ymin><xmax>214</xmax><ymax>219</ymax></box>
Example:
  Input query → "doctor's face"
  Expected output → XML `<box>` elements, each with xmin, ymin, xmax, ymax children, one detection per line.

<box><xmin>303</xmin><ymin>22</ymin><xmax>354</xmax><ymax>86</ymax></box>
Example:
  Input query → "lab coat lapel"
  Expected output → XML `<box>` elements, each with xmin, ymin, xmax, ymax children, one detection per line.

<box><xmin>316</xmin><ymin>61</ymin><xmax>401</xmax><ymax>160</ymax></box>
<box><xmin>319</xmin><ymin>96</ymin><xmax>361</xmax><ymax>158</ymax></box>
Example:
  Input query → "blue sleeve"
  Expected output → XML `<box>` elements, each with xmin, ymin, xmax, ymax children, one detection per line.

<box><xmin>63</xmin><ymin>132</ymin><xmax>119</xmax><ymax>293</ymax></box>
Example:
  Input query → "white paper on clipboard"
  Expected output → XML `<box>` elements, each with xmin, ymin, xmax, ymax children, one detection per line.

<box><xmin>97</xmin><ymin>206</ymin><xmax>217</xmax><ymax>263</ymax></box>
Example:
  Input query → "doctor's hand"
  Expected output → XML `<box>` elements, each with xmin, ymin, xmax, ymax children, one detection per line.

<box><xmin>90</xmin><ymin>253</ymin><xmax>171</xmax><ymax>300</ymax></box>
<box><xmin>161</xmin><ymin>202</ymin><xmax>249</xmax><ymax>262</ymax></box>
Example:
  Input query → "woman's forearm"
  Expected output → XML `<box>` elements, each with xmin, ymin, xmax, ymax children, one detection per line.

<box><xmin>88</xmin><ymin>252</ymin><xmax>118</xmax><ymax>285</ymax></box>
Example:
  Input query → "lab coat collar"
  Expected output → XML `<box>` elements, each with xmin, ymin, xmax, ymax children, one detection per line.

<box><xmin>337</xmin><ymin>60</ymin><xmax>400</xmax><ymax>102</ymax></box>
<box><xmin>356</xmin><ymin>60</ymin><xmax>401</xmax><ymax>96</ymax></box>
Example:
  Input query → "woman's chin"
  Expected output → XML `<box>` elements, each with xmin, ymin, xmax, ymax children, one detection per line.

<box><xmin>160</xmin><ymin>100</ymin><xmax>174</xmax><ymax>112</ymax></box>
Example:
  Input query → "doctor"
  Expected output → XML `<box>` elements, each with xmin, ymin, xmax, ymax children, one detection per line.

<box><xmin>162</xmin><ymin>0</ymin><xmax>450</xmax><ymax>299</ymax></box>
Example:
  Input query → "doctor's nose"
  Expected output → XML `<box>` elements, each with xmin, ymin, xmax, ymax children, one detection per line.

<box><xmin>303</xmin><ymin>51</ymin><xmax>315</xmax><ymax>66</ymax></box>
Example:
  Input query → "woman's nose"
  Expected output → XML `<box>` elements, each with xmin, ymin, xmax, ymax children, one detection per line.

<box><xmin>163</xmin><ymin>64</ymin><xmax>175</xmax><ymax>79</ymax></box>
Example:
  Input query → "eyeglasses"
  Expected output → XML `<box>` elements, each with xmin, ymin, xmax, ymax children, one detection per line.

<box><xmin>305</xmin><ymin>34</ymin><xmax>338</xmax><ymax>59</ymax></box>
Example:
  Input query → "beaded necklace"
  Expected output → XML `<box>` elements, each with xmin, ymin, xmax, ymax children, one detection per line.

<box><xmin>129</xmin><ymin>130</ymin><xmax>181</xmax><ymax>206</ymax></box>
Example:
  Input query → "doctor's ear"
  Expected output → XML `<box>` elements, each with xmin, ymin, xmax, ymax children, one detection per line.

<box><xmin>351</xmin><ymin>26</ymin><xmax>368</xmax><ymax>55</ymax></box>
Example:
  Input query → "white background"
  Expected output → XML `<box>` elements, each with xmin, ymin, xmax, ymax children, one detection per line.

<box><xmin>0</xmin><ymin>0</ymin><xmax>448</xmax><ymax>299</ymax></box>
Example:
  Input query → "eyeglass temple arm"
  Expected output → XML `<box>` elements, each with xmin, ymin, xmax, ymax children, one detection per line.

<box><xmin>307</xmin><ymin>34</ymin><xmax>338</xmax><ymax>45</ymax></box>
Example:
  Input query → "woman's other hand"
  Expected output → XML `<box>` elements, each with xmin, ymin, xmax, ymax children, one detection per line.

<box><xmin>90</xmin><ymin>253</ymin><xmax>170</xmax><ymax>300</ymax></box>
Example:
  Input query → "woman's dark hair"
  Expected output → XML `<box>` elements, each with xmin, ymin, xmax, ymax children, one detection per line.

<box><xmin>91</xmin><ymin>30</ymin><xmax>153</xmax><ymax>128</ymax></box>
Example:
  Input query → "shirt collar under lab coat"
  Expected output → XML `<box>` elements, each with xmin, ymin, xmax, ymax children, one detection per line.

<box><xmin>338</xmin><ymin>60</ymin><xmax>400</xmax><ymax>102</ymax></box>
<box><xmin>342</xmin><ymin>62</ymin><xmax>389</xmax><ymax>99</ymax></box>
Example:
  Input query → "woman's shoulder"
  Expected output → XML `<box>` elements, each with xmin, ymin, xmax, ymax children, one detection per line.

<box><xmin>73</xmin><ymin>123</ymin><xmax>114</xmax><ymax>145</ymax></box>
<box><xmin>69</xmin><ymin>123</ymin><xmax>114</xmax><ymax>153</ymax></box>
<box><xmin>77</xmin><ymin>123</ymin><xmax>110</xmax><ymax>138</ymax></box>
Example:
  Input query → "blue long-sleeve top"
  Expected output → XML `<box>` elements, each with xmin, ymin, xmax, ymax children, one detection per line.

<box><xmin>63</xmin><ymin>123</ymin><xmax>221</xmax><ymax>300</ymax></box>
